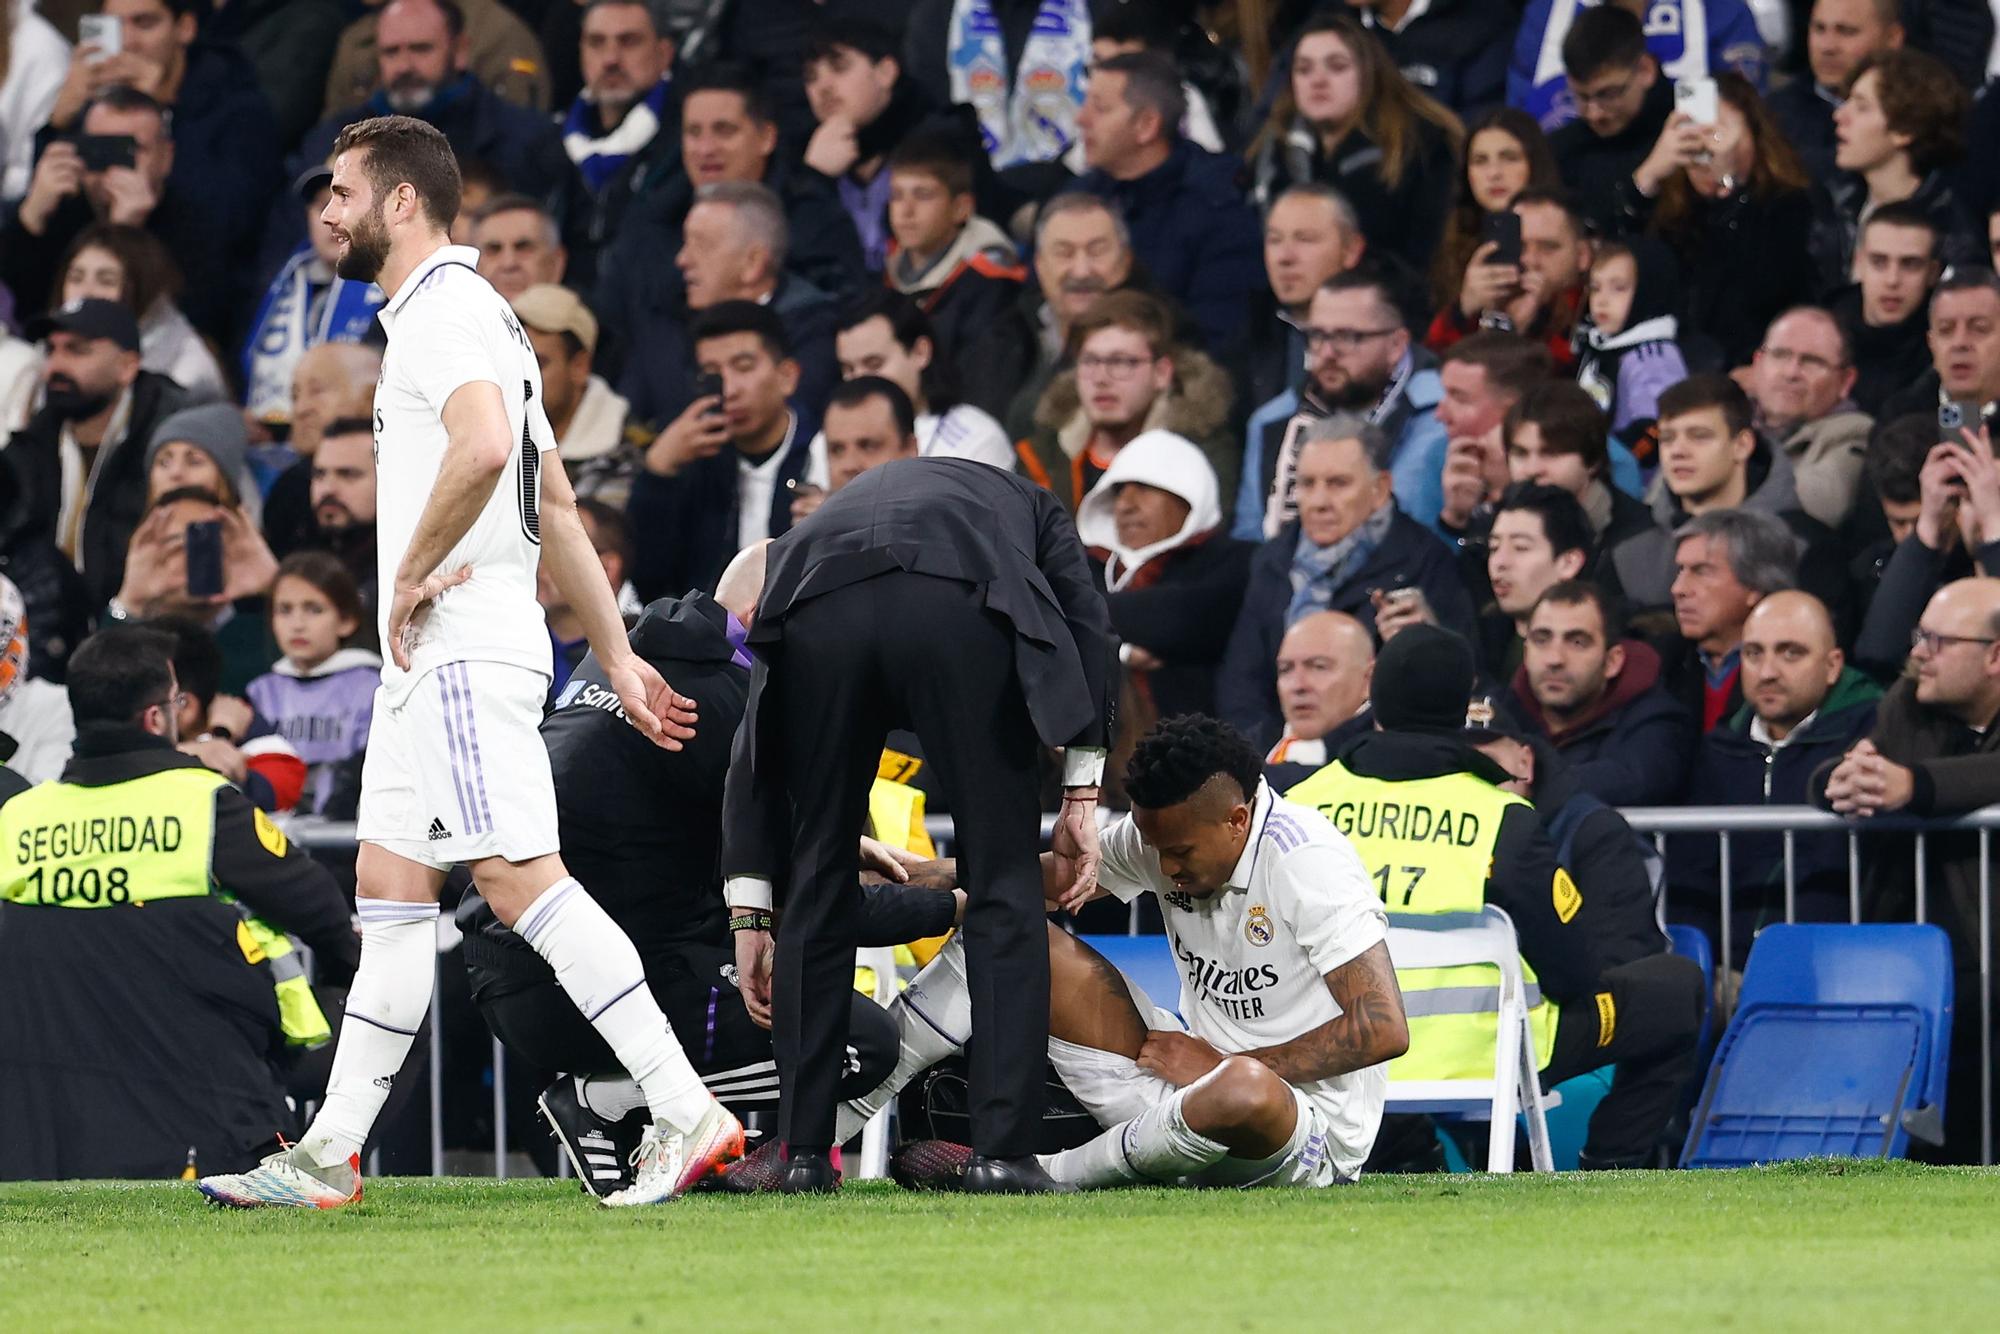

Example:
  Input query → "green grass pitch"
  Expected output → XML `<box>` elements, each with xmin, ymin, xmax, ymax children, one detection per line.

<box><xmin>3</xmin><ymin>1162</ymin><xmax>1996</xmax><ymax>1331</ymax></box>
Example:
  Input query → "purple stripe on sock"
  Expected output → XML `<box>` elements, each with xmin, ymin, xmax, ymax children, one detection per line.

<box><xmin>454</xmin><ymin>663</ymin><xmax>497</xmax><ymax>834</ymax></box>
<box><xmin>584</xmin><ymin>977</ymin><xmax>644</xmax><ymax>1022</ymax></box>
<box><xmin>435</xmin><ymin>669</ymin><xmax>476</xmax><ymax>833</ymax></box>
<box><xmin>514</xmin><ymin>880</ymin><xmax>576</xmax><ymax>947</ymax></box>
<box><xmin>705</xmin><ymin>988</ymin><xmax>718</xmax><ymax>1064</ymax></box>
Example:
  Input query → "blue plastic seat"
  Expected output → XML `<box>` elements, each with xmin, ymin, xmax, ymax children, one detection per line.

<box><xmin>1666</xmin><ymin>924</ymin><xmax>1715</xmax><ymax>1051</ymax></box>
<box><xmin>1076</xmin><ymin>934</ymin><xmax>1183</xmax><ymax>1018</ymax></box>
<box><xmin>1681</xmin><ymin>924</ymin><xmax>1953</xmax><ymax>1168</ymax></box>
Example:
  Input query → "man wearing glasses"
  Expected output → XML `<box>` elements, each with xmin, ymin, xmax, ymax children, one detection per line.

<box><xmin>1745</xmin><ymin>308</ymin><xmax>1873</xmax><ymax>530</ymax></box>
<box><xmin>1546</xmin><ymin>6</ymin><xmax>1674</xmax><ymax>230</ymax></box>
<box><xmin>0</xmin><ymin>624</ymin><xmax>359</xmax><ymax>1181</ymax></box>
<box><xmin>1813</xmin><ymin>575</ymin><xmax>2000</xmax><ymax>1163</ymax></box>
<box><xmin>1237</xmin><ymin>270</ymin><xmax>1445</xmax><ymax>541</ymax></box>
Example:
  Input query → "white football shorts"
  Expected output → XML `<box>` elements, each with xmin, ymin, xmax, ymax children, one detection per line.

<box><xmin>356</xmin><ymin>660</ymin><xmax>559</xmax><ymax>870</ymax></box>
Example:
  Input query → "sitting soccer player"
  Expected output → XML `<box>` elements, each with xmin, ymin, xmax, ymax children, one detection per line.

<box><xmin>461</xmin><ymin>544</ymin><xmax>960</xmax><ymax>1196</ymax></box>
<box><xmin>731</xmin><ymin>715</ymin><xmax>1409</xmax><ymax>1189</ymax></box>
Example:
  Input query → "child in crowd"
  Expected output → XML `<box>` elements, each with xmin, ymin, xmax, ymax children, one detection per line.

<box><xmin>244</xmin><ymin>552</ymin><xmax>380</xmax><ymax>818</ymax></box>
<box><xmin>1575</xmin><ymin>237</ymin><xmax>1689</xmax><ymax>460</ymax></box>
<box><xmin>883</xmin><ymin>127</ymin><xmax>1025</xmax><ymax>392</ymax></box>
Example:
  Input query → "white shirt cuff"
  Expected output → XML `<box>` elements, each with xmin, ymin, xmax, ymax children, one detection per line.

<box><xmin>724</xmin><ymin>875</ymin><xmax>774</xmax><ymax>913</ymax></box>
<box><xmin>1063</xmin><ymin>746</ymin><xmax>1106</xmax><ymax>788</ymax></box>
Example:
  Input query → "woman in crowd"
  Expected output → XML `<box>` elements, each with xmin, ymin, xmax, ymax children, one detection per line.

<box><xmin>1614</xmin><ymin>72</ymin><xmax>1816</xmax><ymax>369</ymax></box>
<box><xmin>1248</xmin><ymin>10</ymin><xmax>1462</xmax><ymax>278</ymax></box>
<box><xmin>1430</xmin><ymin>106</ymin><xmax>1562</xmax><ymax>317</ymax></box>
<box><xmin>55</xmin><ymin>223</ymin><xmax>229</xmax><ymax>401</ymax></box>
<box><xmin>143</xmin><ymin>401</ymin><xmax>263</xmax><ymax>532</ymax></box>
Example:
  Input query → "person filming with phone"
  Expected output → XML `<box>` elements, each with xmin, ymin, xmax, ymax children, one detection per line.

<box><xmin>628</xmin><ymin>301</ymin><xmax>816</xmax><ymax>600</ymax></box>
<box><xmin>1432</xmin><ymin>190</ymin><xmax>1592</xmax><ymax>376</ymax></box>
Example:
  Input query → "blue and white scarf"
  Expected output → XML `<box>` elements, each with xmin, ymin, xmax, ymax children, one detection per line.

<box><xmin>240</xmin><ymin>244</ymin><xmax>384</xmax><ymax>422</ymax></box>
<box><xmin>563</xmin><ymin>79</ymin><xmax>671</xmax><ymax>193</ymax></box>
<box><xmin>1286</xmin><ymin>500</ymin><xmax>1394</xmax><ymax>626</ymax></box>
<box><xmin>946</xmin><ymin>0</ymin><xmax>1091</xmax><ymax>169</ymax></box>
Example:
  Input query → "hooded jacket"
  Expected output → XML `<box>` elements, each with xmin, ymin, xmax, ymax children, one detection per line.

<box><xmin>1575</xmin><ymin>237</ymin><xmax>1689</xmax><ymax>441</ymax></box>
<box><xmin>1675</xmin><ymin>666</ymin><xmax>1881</xmax><ymax>964</ymax></box>
<box><xmin>1019</xmin><ymin>342</ymin><xmax>1237</xmax><ymax>511</ymax></box>
<box><xmin>1075</xmin><ymin>431</ymin><xmax>1254</xmax><ymax>720</ymax></box>
<box><xmin>1217</xmin><ymin>509</ymin><xmax>1474</xmax><ymax>752</ymax></box>
<box><xmin>888</xmin><ymin>214</ymin><xmax>1028</xmax><ymax>406</ymax></box>
<box><xmin>1509</xmin><ymin>637</ymin><xmax>1698</xmax><ymax>806</ymax></box>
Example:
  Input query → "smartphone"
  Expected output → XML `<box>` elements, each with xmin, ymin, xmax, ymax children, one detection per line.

<box><xmin>1941</xmin><ymin>399</ymin><xmax>1988</xmax><ymax>446</ymax></box>
<box><xmin>184</xmin><ymin>520</ymin><xmax>225</xmax><ymax>600</ymax></box>
<box><xmin>691</xmin><ymin>372</ymin><xmax>725</xmax><ymax>417</ymax></box>
<box><xmin>73</xmin><ymin>135</ymin><xmax>138</xmax><ymax>172</ymax></box>
<box><xmin>78</xmin><ymin>13</ymin><xmax>121</xmax><ymax>60</ymax></box>
<box><xmin>1480</xmin><ymin>211</ymin><xmax>1521</xmax><ymax>268</ymax></box>
<box><xmin>1675</xmin><ymin>77</ymin><xmax>1720</xmax><ymax>126</ymax></box>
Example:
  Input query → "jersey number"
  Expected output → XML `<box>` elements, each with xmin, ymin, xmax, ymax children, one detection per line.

<box><xmin>1371</xmin><ymin>864</ymin><xmax>1427</xmax><ymax>906</ymax></box>
<box><xmin>518</xmin><ymin>379</ymin><xmax>541</xmax><ymax>545</ymax></box>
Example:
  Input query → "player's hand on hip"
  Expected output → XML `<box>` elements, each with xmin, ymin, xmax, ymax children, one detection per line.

<box><xmin>386</xmin><ymin>564</ymin><xmax>473</xmax><ymax>670</ymax></box>
<box><xmin>734</xmin><ymin>927</ymin><xmax>774</xmax><ymax>1030</ymax></box>
<box><xmin>606</xmin><ymin>654</ymin><xmax>698</xmax><ymax>750</ymax></box>
<box><xmin>1137</xmin><ymin>1031</ymin><xmax>1225</xmax><ymax>1088</ymax></box>
<box><xmin>1051</xmin><ymin>796</ymin><xmax>1103</xmax><ymax>913</ymax></box>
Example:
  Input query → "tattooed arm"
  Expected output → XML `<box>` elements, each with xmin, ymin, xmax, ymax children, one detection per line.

<box><xmin>1241</xmin><ymin>942</ymin><xmax>1410</xmax><ymax>1083</ymax></box>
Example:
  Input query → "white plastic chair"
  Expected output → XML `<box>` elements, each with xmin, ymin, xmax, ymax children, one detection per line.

<box><xmin>1382</xmin><ymin>905</ymin><xmax>1556</xmax><ymax>1173</ymax></box>
<box><xmin>851</xmin><ymin>945</ymin><xmax>900</xmax><ymax>1179</ymax></box>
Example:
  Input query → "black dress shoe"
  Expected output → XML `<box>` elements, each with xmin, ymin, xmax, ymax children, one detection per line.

<box><xmin>779</xmin><ymin>1150</ymin><xmax>841</xmax><ymax>1194</ymax></box>
<box><xmin>962</xmin><ymin>1154</ymin><xmax>1076</xmax><ymax>1194</ymax></box>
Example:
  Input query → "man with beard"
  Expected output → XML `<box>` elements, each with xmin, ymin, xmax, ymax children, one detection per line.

<box><xmin>292</xmin><ymin>0</ymin><xmax>572</xmax><ymax>227</ymax></box>
<box><xmin>1238</xmin><ymin>271</ymin><xmax>1447</xmax><ymax>542</ymax></box>
<box><xmin>6</xmin><ymin>300</ymin><xmax>188</xmax><ymax>614</ymax></box>
<box><xmin>263</xmin><ymin>345</ymin><xmax>384</xmax><ymax>561</ymax></box>
<box><xmin>197</xmin><ymin>115</ymin><xmax>732</xmax><ymax>1211</ymax></box>
<box><xmin>307</xmin><ymin>419</ymin><xmax>380</xmax><ymax>619</ymax></box>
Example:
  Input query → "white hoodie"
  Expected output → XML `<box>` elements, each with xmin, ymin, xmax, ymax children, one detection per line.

<box><xmin>1074</xmin><ymin>430</ymin><xmax>1222</xmax><ymax>592</ymax></box>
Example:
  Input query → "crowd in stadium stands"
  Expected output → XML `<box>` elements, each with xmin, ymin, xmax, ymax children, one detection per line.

<box><xmin>5</xmin><ymin>0</ymin><xmax>2000</xmax><ymax>1166</ymax></box>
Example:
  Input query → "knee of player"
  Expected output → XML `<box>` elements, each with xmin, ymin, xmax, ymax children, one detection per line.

<box><xmin>1195</xmin><ymin>1056</ymin><xmax>1290</xmax><ymax>1129</ymax></box>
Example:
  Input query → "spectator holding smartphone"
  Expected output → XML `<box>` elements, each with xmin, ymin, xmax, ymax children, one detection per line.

<box><xmin>1429</xmin><ymin>188</ymin><xmax>1591</xmax><ymax>374</ymax></box>
<box><xmin>109</xmin><ymin>484</ymin><xmax>278</xmax><ymax>692</ymax></box>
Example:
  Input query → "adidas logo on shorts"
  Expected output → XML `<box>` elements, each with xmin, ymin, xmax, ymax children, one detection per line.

<box><xmin>427</xmin><ymin>818</ymin><xmax>450</xmax><ymax>841</ymax></box>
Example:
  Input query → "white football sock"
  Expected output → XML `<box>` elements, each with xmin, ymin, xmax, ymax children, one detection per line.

<box><xmin>298</xmin><ymin>898</ymin><xmax>440</xmax><ymax>1167</ymax></box>
<box><xmin>515</xmin><ymin>877</ymin><xmax>711</xmax><ymax>1133</ymax></box>
<box><xmin>575</xmin><ymin>1074</ymin><xmax>646</xmax><ymax>1121</ymax></box>
<box><xmin>1038</xmin><ymin>1086</ymin><xmax>1229</xmax><ymax>1189</ymax></box>
<box><xmin>834</xmin><ymin>933</ymin><xmax>971</xmax><ymax>1142</ymax></box>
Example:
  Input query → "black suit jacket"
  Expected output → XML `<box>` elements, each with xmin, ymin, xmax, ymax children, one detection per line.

<box><xmin>723</xmin><ymin>458</ymin><xmax>1116</xmax><ymax>899</ymax></box>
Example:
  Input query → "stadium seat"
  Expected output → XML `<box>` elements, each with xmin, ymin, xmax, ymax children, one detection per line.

<box><xmin>1382</xmin><ymin>906</ymin><xmax>1555</xmax><ymax>1173</ymax></box>
<box><xmin>1666</xmin><ymin>924</ymin><xmax>1716</xmax><ymax>1055</ymax></box>
<box><xmin>1077</xmin><ymin>933</ymin><xmax>1185</xmax><ymax>1017</ymax></box>
<box><xmin>1681</xmin><ymin>925</ymin><xmax>1954</xmax><ymax>1168</ymax></box>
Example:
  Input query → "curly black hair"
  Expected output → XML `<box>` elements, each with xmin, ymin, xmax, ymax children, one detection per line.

<box><xmin>1123</xmin><ymin>715</ymin><xmax>1263</xmax><ymax>811</ymax></box>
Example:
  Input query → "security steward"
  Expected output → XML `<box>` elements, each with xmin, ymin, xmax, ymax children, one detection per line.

<box><xmin>0</xmin><ymin>626</ymin><xmax>359</xmax><ymax>1180</ymax></box>
<box><xmin>460</xmin><ymin>552</ymin><xmax>958</xmax><ymax>1196</ymax></box>
<box><xmin>1287</xmin><ymin>625</ymin><xmax>1703</xmax><ymax>1169</ymax></box>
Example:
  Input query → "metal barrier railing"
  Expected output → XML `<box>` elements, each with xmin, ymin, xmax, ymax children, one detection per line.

<box><xmin>289</xmin><ymin>803</ymin><xmax>1999</xmax><ymax>1168</ymax></box>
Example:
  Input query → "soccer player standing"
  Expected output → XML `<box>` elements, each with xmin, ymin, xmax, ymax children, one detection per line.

<box><xmin>198</xmin><ymin>117</ymin><xmax>740</xmax><ymax>1209</ymax></box>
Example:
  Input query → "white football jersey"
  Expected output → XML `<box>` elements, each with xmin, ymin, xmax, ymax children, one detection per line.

<box><xmin>372</xmin><ymin>245</ymin><xmax>553</xmax><ymax>704</ymax></box>
<box><xmin>1100</xmin><ymin>781</ymin><xmax>1389</xmax><ymax>1171</ymax></box>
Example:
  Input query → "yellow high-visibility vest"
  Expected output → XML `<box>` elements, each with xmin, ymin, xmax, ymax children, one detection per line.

<box><xmin>1287</xmin><ymin>761</ymin><xmax>1558</xmax><ymax>1076</ymax></box>
<box><xmin>1</xmin><ymin>769</ymin><xmax>331</xmax><ymax>1047</ymax></box>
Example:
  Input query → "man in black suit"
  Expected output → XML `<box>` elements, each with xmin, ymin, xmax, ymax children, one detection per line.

<box><xmin>723</xmin><ymin>431</ymin><xmax>1115</xmax><ymax>1194</ymax></box>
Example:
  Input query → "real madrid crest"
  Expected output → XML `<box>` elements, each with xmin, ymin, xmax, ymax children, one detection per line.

<box><xmin>1245</xmin><ymin>904</ymin><xmax>1274</xmax><ymax>947</ymax></box>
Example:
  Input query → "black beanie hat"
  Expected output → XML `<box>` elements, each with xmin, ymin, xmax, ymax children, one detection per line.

<box><xmin>1371</xmin><ymin>624</ymin><xmax>1477</xmax><ymax>735</ymax></box>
